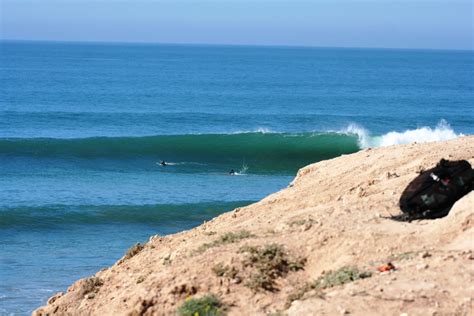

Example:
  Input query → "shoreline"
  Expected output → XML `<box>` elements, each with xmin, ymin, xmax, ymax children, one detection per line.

<box><xmin>34</xmin><ymin>136</ymin><xmax>474</xmax><ymax>315</ymax></box>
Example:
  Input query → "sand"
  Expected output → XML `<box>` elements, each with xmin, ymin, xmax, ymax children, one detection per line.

<box><xmin>33</xmin><ymin>136</ymin><xmax>474</xmax><ymax>316</ymax></box>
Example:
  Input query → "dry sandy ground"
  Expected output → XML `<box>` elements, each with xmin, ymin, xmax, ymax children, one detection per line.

<box><xmin>34</xmin><ymin>136</ymin><xmax>473</xmax><ymax>316</ymax></box>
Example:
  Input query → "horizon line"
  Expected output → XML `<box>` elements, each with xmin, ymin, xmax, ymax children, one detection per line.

<box><xmin>1</xmin><ymin>38</ymin><xmax>473</xmax><ymax>52</ymax></box>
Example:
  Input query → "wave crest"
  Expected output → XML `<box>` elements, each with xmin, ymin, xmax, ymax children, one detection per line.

<box><xmin>342</xmin><ymin>124</ymin><xmax>372</xmax><ymax>148</ymax></box>
<box><xmin>343</xmin><ymin>120</ymin><xmax>461</xmax><ymax>148</ymax></box>
<box><xmin>378</xmin><ymin>120</ymin><xmax>461</xmax><ymax>147</ymax></box>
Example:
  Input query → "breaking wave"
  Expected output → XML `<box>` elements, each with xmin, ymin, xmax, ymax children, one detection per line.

<box><xmin>0</xmin><ymin>121</ymin><xmax>462</xmax><ymax>173</ymax></box>
<box><xmin>0</xmin><ymin>132</ymin><xmax>361</xmax><ymax>173</ymax></box>
<box><xmin>343</xmin><ymin>120</ymin><xmax>461</xmax><ymax>148</ymax></box>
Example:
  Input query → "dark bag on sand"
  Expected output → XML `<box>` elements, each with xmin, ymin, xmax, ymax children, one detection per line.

<box><xmin>398</xmin><ymin>159</ymin><xmax>474</xmax><ymax>220</ymax></box>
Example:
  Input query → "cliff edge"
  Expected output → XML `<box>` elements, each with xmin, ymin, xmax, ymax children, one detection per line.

<box><xmin>34</xmin><ymin>136</ymin><xmax>474</xmax><ymax>316</ymax></box>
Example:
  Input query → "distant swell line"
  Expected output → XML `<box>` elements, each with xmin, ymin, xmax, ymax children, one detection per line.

<box><xmin>0</xmin><ymin>201</ymin><xmax>253</xmax><ymax>228</ymax></box>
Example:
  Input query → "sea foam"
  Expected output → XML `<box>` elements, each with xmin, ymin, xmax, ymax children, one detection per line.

<box><xmin>378</xmin><ymin>120</ymin><xmax>460</xmax><ymax>147</ymax></box>
<box><xmin>343</xmin><ymin>120</ymin><xmax>461</xmax><ymax>148</ymax></box>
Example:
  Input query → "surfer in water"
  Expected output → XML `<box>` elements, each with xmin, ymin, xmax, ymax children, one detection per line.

<box><xmin>160</xmin><ymin>160</ymin><xmax>167</xmax><ymax>166</ymax></box>
<box><xmin>229</xmin><ymin>169</ymin><xmax>235</xmax><ymax>175</ymax></box>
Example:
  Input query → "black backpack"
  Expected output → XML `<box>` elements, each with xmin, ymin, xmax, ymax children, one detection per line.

<box><xmin>398</xmin><ymin>159</ymin><xmax>474</xmax><ymax>221</ymax></box>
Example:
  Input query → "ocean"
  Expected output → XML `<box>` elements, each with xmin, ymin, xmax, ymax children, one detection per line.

<box><xmin>0</xmin><ymin>41</ymin><xmax>472</xmax><ymax>315</ymax></box>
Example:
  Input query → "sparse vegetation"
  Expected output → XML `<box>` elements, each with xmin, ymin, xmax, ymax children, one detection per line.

<box><xmin>119</xmin><ymin>243</ymin><xmax>144</xmax><ymax>264</ymax></box>
<box><xmin>389</xmin><ymin>251</ymin><xmax>416</xmax><ymax>261</ymax></box>
<box><xmin>289</xmin><ymin>219</ymin><xmax>308</xmax><ymax>226</ymax></box>
<box><xmin>285</xmin><ymin>282</ymin><xmax>324</xmax><ymax>308</ymax></box>
<box><xmin>136</xmin><ymin>275</ymin><xmax>146</xmax><ymax>284</ymax></box>
<box><xmin>212</xmin><ymin>263</ymin><xmax>238</xmax><ymax>279</ymax></box>
<box><xmin>239</xmin><ymin>244</ymin><xmax>305</xmax><ymax>292</ymax></box>
<box><xmin>177</xmin><ymin>294</ymin><xmax>224</xmax><ymax>316</ymax></box>
<box><xmin>82</xmin><ymin>277</ymin><xmax>103</xmax><ymax>296</ymax></box>
<box><xmin>286</xmin><ymin>284</ymin><xmax>309</xmax><ymax>307</ymax></box>
<box><xmin>212</xmin><ymin>263</ymin><xmax>228</xmax><ymax>277</ymax></box>
<box><xmin>286</xmin><ymin>266</ymin><xmax>371</xmax><ymax>307</ymax></box>
<box><xmin>198</xmin><ymin>231</ymin><xmax>254</xmax><ymax>252</ymax></box>
<box><xmin>313</xmin><ymin>266</ymin><xmax>371</xmax><ymax>290</ymax></box>
<box><xmin>171</xmin><ymin>284</ymin><xmax>198</xmax><ymax>297</ymax></box>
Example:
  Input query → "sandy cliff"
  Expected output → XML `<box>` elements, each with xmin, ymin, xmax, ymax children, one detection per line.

<box><xmin>34</xmin><ymin>136</ymin><xmax>474</xmax><ymax>316</ymax></box>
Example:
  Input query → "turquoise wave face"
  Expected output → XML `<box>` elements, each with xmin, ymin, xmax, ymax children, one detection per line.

<box><xmin>0</xmin><ymin>132</ymin><xmax>360</xmax><ymax>174</ymax></box>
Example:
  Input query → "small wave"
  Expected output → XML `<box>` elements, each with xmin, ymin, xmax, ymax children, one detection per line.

<box><xmin>231</xmin><ymin>127</ymin><xmax>274</xmax><ymax>134</ymax></box>
<box><xmin>0</xmin><ymin>201</ymin><xmax>253</xmax><ymax>228</ymax></box>
<box><xmin>238</xmin><ymin>164</ymin><xmax>249</xmax><ymax>174</ymax></box>
<box><xmin>155</xmin><ymin>161</ymin><xmax>198</xmax><ymax>166</ymax></box>
<box><xmin>231</xmin><ymin>163</ymin><xmax>249</xmax><ymax>176</ymax></box>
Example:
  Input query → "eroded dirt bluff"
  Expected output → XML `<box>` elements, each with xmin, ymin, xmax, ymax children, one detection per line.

<box><xmin>34</xmin><ymin>136</ymin><xmax>474</xmax><ymax>316</ymax></box>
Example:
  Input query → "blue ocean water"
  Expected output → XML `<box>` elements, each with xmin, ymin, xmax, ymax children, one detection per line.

<box><xmin>0</xmin><ymin>41</ymin><xmax>473</xmax><ymax>314</ymax></box>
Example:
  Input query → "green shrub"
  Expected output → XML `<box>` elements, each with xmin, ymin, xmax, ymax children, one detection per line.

<box><xmin>178</xmin><ymin>295</ymin><xmax>224</xmax><ymax>316</ymax></box>
<box><xmin>313</xmin><ymin>266</ymin><xmax>372</xmax><ymax>290</ymax></box>
<box><xmin>286</xmin><ymin>266</ymin><xmax>371</xmax><ymax>307</ymax></box>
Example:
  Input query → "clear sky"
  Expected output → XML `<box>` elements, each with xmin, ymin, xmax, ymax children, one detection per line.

<box><xmin>1</xmin><ymin>0</ymin><xmax>472</xmax><ymax>50</ymax></box>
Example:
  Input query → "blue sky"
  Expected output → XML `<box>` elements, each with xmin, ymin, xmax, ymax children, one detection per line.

<box><xmin>1</xmin><ymin>0</ymin><xmax>472</xmax><ymax>49</ymax></box>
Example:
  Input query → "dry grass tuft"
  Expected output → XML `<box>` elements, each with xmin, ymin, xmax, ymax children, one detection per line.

<box><xmin>239</xmin><ymin>244</ymin><xmax>305</xmax><ymax>292</ymax></box>
<box><xmin>198</xmin><ymin>231</ymin><xmax>254</xmax><ymax>252</ymax></box>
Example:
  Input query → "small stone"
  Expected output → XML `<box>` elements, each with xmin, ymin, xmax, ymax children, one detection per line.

<box><xmin>443</xmin><ymin>255</ymin><xmax>455</xmax><ymax>261</ymax></box>
<box><xmin>47</xmin><ymin>292</ymin><xmax>64</xmax><ymax>305</ymax></box>
<box><xmin>84</xmin><ymin>293</ymin><xmax>95</xmax><ymax>299</ymax></box>
<box><xmin>420</xmin><ymin>252</ymin><xmax>431</xmax><ymax>258</ymax></box>
<box><xmin>416</xmin><ymin>263</ymin><xmax>429</xmax><ymax>270</ymax></box>
<box><xmin>337</xmin><ymin>306</ymin><xmax>349</xmax><ymax>314</ymax></box>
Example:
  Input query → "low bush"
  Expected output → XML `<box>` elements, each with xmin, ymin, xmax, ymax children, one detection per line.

<box><xmin>178</xmin><ymin>295</ymin><xmax>224</xmax><ymax>316</ymax></box>
<box><xmin>240</xmin><ymin>244</ymin><xmax>305</xmax><ymax>292</ymax></box>
<box><xmin>286</xmin><ymin>266</ymin><xmax>371</xmax><ymax>307</ymax></box>
<box><xmin>313</xmin><ymin>266</ymin><xmax>372</xmax><ymax>290</ymax></box>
